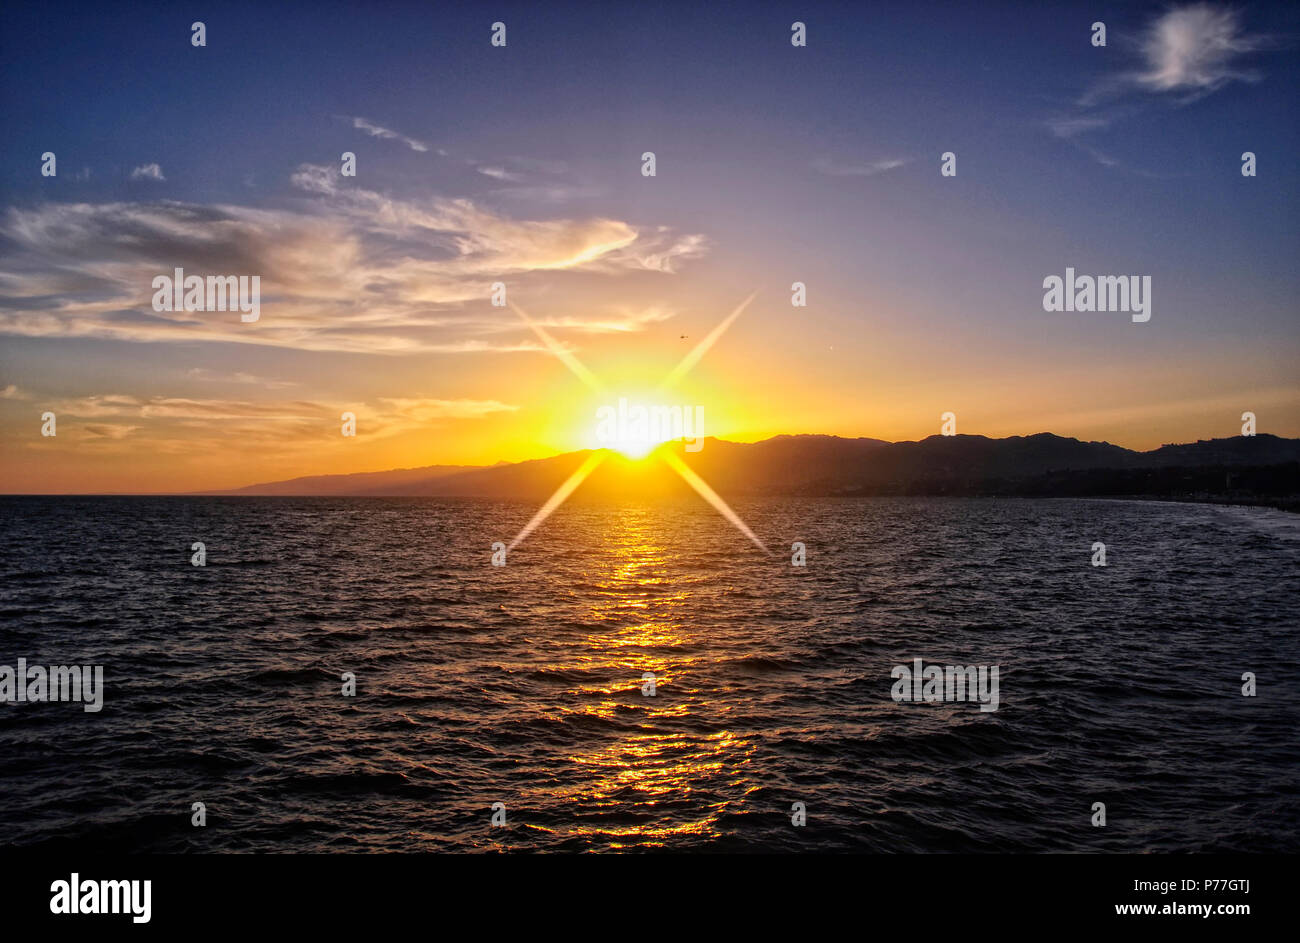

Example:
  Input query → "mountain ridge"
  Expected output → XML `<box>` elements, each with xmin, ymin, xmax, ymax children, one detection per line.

<box><xmin>197</xmin><ymin>432</ymin><xmax>1300</xmax><ymax>504</ymax></box>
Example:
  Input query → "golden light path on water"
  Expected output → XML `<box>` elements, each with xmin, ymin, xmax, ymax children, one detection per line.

<box><xmin>521</xmin><ymin>509</ymin><xmax>756</xmax><ymax>848</ymax></box>
<box><xmin>496</xmin><ymin>293</ymin><xmax>766</xmax><ymax>846</ymax></box>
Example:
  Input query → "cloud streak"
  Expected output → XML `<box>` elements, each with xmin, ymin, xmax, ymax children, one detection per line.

<box><xmin>0</xmin><ymin>170</ymin><xmax>709</xmax><ymax>353</ymax></box>
<box><xmin>812</xmin><ymin>157</ymin><xmax>908</xmax><ymax>177</ymax></box>
<box><xmin>27</xmin><ymin>393</ymin><xmax>516</xmax><ymax>455</ymax></box>
<box><xmin>344</xmin><ymin>116</ymin><xmax>430</xmax><ymax>152</ymax></box>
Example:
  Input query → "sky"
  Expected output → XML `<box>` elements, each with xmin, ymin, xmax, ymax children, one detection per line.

<box><xmin>1</xmin><ymin>0</ymin><xmax>1297</xmax><ymax>492</ymax></box>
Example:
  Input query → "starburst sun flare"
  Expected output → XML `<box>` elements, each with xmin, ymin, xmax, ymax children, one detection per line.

<box><xmin>507</xmin><ymin>293</ymin><xmax>766</xmax><ymax>553</ymax></box>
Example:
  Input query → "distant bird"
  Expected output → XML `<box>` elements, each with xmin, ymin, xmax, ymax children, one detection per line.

<box><xmin>680</xmin><ymin>334</ymin><xmax>688</xmax><ymax>339</ymax></box>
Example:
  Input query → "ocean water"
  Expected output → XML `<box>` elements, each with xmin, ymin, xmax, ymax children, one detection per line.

<box><xmin>0</xmin><ymin>495</ymin><xmax>1297</xmax><ymax>853</ymax></box>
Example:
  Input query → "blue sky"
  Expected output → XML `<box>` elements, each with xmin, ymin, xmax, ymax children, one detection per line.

<box><xmin>1</xmin><ymin>0</ymin><xmax>1297</xmax><ymax>490</ymax></box>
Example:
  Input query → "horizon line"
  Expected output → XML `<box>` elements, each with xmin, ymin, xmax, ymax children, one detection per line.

<box><xmin>3</xmin><ymin>428</ymin><xmax>1291</xmax><ymax>497</ymax></box>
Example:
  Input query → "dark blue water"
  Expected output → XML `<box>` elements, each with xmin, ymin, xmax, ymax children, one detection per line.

<box><xmin>1</xmin><ymin>496</ymin><xmax>1296</xmax><ymax>852</ymax></box>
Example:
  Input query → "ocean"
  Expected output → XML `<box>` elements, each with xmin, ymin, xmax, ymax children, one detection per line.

<box><xmin>1</xmin><ymin>495</ymin><xmax>1297</xmax><ymax>852</ymax></box>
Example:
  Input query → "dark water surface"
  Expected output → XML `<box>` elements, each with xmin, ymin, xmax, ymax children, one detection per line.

<box><xmin>1</xmin><ymin>496</ymin><xmax>1297</xmax><ymax>852</ymax></box>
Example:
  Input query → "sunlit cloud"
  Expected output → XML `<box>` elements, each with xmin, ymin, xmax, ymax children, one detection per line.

<box><xmin>535</xmin><ymin>305</ymin><xmax>677</xmax><ymax>334</ymax></box>
<box><xmin>53</xmin><ymin>394</ymin><xmax>328</xmax><ymax>421</ymax></box>
<box><xmin>186</xmin><ymin>368</ymin><xmax>297</xmax><ymax>389</ymax></box>
<box><xmin>0</xmin><ymin>169</ymin><xmax>709</xmax><ymax>353</ymax></box>
<box><xmin>375</xmin><ymin>397</ymin><xmax>518</xmax><ymax>421</ymax></box>
<box><xmin>82</xmin><ymin>423</ymin><xmax>140</xmax><ymax>439</ymax></box>
<box><xmin>24</xmin><ymin>392</ymin><xmax>517</xmax><ymax>461</ymax></box>
<box><xmin>616</xmin><ymin>231</ymin><xmax>710</xmax><ymax>274</ymax></box>
<box><xmin>476</xmin><ymin>166</ymin><xmax>523</xmax><ymax>182</ymax></box>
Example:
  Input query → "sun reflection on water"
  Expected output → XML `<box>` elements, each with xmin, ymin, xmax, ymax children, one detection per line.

<box><xmin>525</xmin><ymin>507</ymin><xmax>755</xmax><ymax>847</ymax></box>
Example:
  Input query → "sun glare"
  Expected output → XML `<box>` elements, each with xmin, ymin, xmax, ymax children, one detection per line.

<box><xmin>614</xmin><ymin>438</ymin><xmax>661</xmax><ymax>460</ymax></box>
<box><xmin>507</xmin><ymin>294</ymin><xmax>766</xmax><ymax>556</ymax></box>
<box><xmin>593</xmin><ymin>396</ymin><xmax>704</xmax><ymax>459</ymax></box>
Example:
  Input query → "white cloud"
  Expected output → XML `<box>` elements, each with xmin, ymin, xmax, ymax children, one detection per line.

<box><xmin>289</xmin><ymin>163</ymin><xmax>339</xmax><ymax>195</ymax></box>
<box><xmin>344</xmin><ymin>116</ymin><xmax>429</xmax><ymax>152</ymax></box>
<box><xmin>1077</xmin><ymin>4</ymin><xmax>1270</xmax><ymax>107</ymax></box>
<box><xmin>129</xmin><ymin>163</ymin><xmax>165</xmax><ymax>182</ymax></box>
<box><xmin>1053</xmin><ymin>5</ymin><xmax>1271</xmax><ymax>170</ymax></box>
<box><xmin>476</xmin><ymin>166</ymin><xmax>523</xmax><ymax>182</ymax></box>
<box><xmin>1137</xmin><ymin>4</ymin><xmax>1264</xmax><ymax>97</ymax></box>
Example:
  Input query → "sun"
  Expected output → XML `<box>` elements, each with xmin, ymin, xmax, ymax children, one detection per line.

<box><xmin>611</xmin><ymin>437</ymin><xmax>666</xmax><ymax>460</ymax></box>
<box><xmin>505</xmin><ymin>292</ymin><xmax>768</xmax><ymax>555</ymax></box>
<box><xmin>593</xmin><ymin>396</ymin><xmax>702</xmax><ymax>460</ymax></box>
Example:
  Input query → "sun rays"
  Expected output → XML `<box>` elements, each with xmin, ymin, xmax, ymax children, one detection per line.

<box><xmin>507</xmin><ymin>292</ymin><xmax>766</xmax><ymax>555</ymax></box>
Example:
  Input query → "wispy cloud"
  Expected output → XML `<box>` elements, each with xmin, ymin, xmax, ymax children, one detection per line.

<box><xmin>129</xmin><ymin>163</ymin><xmax>165</xmax><ymax>182</ymax></box>
<box><xmin>1136</xmin><ymin>4</ymin><xmax>1266</xmax><ymax>99</ymax></box>
<box><xmin>476</xmin><ymin>166</ymin><xmax>523</xmax><ymax>182</ymax></box>
<box><xmin>0</xmin><ymin>169</ymin><xmax>709</xmax><ymax>353</ymax></box>
<box><xmin>1047</xmin><ymin>116</ymin><xmax>1113</xmax><ymax>139</ymax></box>
<box><xmin>490</xmin><ymin>183</ymin><xmax>607</xmax><ymax>204</ymax></box>
<box><xmin>1045</xmin><ymin>115</ymin><xmax>1122</xmax><ymax>168</ymax></box>
<box><xmin>812</xmin><ymin>157</ymin><xmax>908</xmax><ymax>177</ymax></box>
<box><xmin>1078</xmin><ymin>4</ymin><xmax>1271</xmax><ymax>108</ymax></box>
<box><xmin>82</xmin><ymin>423</ymin><xmax>140</xmax><ymax>439</ymax></box>
<box><xmin>186</xmin><ymin>368</ymin><xmax>297</xmax><ymax>389</ymax></box>
<box><xmin>533</xmin><ymin>305</ymin><xmax>678</xmax><ymax>333</ymax></box>
<box><xmin>621</xmin><ymin>232</ymin><xmax>709</xmax><ymax>274</ymax></box>
<box><xmin>31</xmin><ymin>392</ymin><xmax>516</xmax><ymax>456</ymax></box>
<box><xmin>375</xmin><ymin>398</ymin><xmax>518</xmax><ymax>421</ymax></box>
<box><xmin>51</xmin><ymin>394</ymin><xmax>323</xmax><ymax>421</ymax></box>
<box><xmin>465</xmin><ymin>155</ymin><xmax>588</xmax><ymax>199</ymax></box>
<box><xmin>1053</xmin><ymin>4</ymin><xmax>1272</xmax><ymax>170</ymax></box>
<box><xmin>342</xmin><ymin>116</ymin><xmax>429</xmax><ymax>152</ymax></box>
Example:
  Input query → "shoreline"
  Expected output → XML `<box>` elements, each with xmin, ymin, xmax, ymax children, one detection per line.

<box><xmin>1084</xmin><ymin>493</ymin><xmax>1300</xmax><ymax>513</ymax></box>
